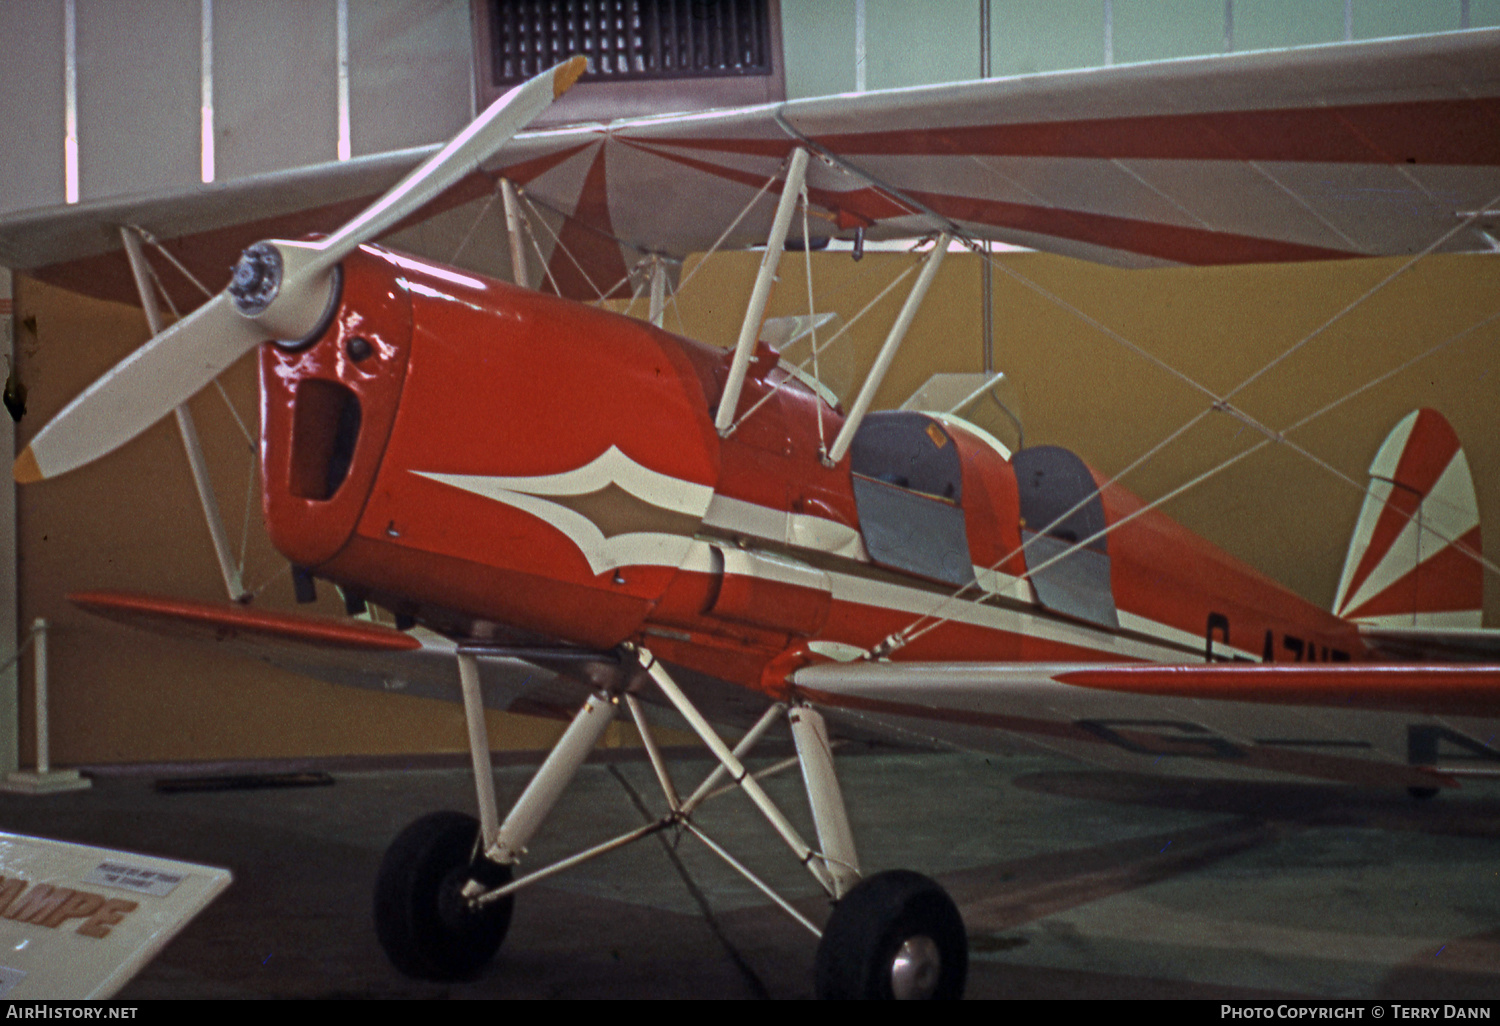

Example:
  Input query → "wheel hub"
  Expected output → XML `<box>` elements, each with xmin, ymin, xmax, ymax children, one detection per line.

<box><xmin>889</xmin><ymin>935</ymin><xmax>942</xmax><ymax>999</ymax></box>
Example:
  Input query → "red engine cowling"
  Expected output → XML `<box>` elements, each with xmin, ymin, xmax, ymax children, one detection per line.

<box><xmin>261</xmin><ymin>246</ymin><xmax>722</xmax><ymax>649</ymax></box>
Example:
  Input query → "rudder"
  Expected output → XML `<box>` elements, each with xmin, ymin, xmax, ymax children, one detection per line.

<box><xmin>1333</xmin><ymin>409</ymin><xmax>1482</xmax><ymax>627</ymax></box>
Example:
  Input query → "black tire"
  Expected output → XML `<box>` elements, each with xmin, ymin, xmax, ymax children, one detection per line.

<box><xmin>373</xmin><ymin>811</ymin><xmax>514</xmax><ymax>981</ymax></box>
<box><xmin>1409</xmin><ymin>787</ymin><xmax>1440</xmax><ymax>800</ymax></box>
<box><xmin>814</xmin><ymin>870</ymin><xmax>967</xmax><ymax>1000</ymax></box>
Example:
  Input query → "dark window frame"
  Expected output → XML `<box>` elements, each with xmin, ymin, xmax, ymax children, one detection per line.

<box><xmin>487</xmin><ymin>0</ymin><xmax>773</xmax><ymax>85</ymax></box>
<box><xmin>471</xmin><ymin>0</ymin><xmax>785</xmax><ymax>124</ymax></box>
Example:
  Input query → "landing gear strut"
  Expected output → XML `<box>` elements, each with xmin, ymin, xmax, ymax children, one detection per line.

<box><xmin>372</xmin><ymin>644</ymin><xmax>968</xmax><ymax>998</ymax></box>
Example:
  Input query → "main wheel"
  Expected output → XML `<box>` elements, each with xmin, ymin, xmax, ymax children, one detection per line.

<box><xmin>814</xmin><ymin>870</ymin><xmax>967</xmax><ymax>1000</ymax></box>
<box><xmin>373</xmin><ymin>811</ymin><xmax>514</xmax><ymax>981</ymax></box>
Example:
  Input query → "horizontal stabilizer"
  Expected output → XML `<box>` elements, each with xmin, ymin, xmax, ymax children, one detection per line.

<box><xmin>1358</xmin><ymin>625</ymin><xmax>1500</xmax><ymax>662</ymax></box>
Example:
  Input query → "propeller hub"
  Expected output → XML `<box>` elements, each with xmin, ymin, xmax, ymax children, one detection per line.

<box><xmin>229</xmin><ymin>242</ymin><xmax>283</xmax><ymax>316</ymax></box>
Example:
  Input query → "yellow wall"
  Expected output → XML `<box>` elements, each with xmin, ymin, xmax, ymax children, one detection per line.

<box><xmin>12</xmin><ymin>246</ymin><xmax>1500</xmax><ymax>765</ymax></box>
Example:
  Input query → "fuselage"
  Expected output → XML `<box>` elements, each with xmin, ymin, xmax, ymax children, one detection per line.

<box><xmin>260</xmin><ymin>245</ymin><xmax>1365</xmax><ymax>703</ymax></box>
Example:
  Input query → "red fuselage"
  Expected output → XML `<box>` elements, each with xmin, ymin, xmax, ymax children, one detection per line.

<box><xmin>260</xmin><ymin>246</ymin><xmax>1363</xmax><ymax>699</ymax></box>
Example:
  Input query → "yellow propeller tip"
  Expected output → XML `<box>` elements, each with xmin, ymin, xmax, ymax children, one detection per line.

<box><xmin>12</xmin><ymin>447</ymin><xmax>41</xmax><ymax>484</ymax></box>
<box><xmin>554</xmin><ymin>56</ymin><xmax>588</xmax><ymax>99</ymax></box>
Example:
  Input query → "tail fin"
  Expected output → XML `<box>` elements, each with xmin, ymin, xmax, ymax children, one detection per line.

<box><xmin>1333</xmin><ymin>409</ymin><xmax>1482</xmax><ymax>627</ymax></box>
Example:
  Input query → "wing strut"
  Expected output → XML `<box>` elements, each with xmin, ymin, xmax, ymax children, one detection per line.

<box><xmin>824</xmin><ymin>233</ymin><xmax>952</xmax><ymax>466</ymax></box>
<box><xmin>716</xmin><ymin>147</ymin><xmax>810</xmax><ymax>435</ymax></box>
<box><xmin>119</xmin><ymin>227</ymin><xmax>249</xmax><ymax>603</ymax></box>
<box><xmin>500</xmin><ymin>177</ymin><xmax>529</xmax><ymax>290</ymax></box>
<box><xmin>647</xmin><ymin>256</ymin><xmax>668</xmax><ymax>328</ymax></box>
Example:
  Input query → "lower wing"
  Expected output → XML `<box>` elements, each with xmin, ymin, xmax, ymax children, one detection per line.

<box><xmin>794</xmin><ymin>661</ymin><xmax>1500</xmax><ymax>790</ymax></box>
<box><xmin>68</xmin><ymin>589</ymin><xmax>779</xmax><ymax>735</ymax></box>
<box><xmin>69</xmin><ymin>590</ymin><xmax>1500</xmax><ymax>789</ymax></box>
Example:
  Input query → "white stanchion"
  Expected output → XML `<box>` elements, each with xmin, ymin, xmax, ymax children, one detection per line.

<box><xmin>2</xmin><ymin>619</ymin><xmax>91</xmax><ymax>794</ymax></box>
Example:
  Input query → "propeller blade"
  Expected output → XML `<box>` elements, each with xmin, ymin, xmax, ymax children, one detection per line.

<box><xmin>304</xmin><ymin>55</ymin><xmax>587</xmax><ymax>277</ymax></box>
<box><xmin>13</xmin><ymin>56</ymin><xmax>587</xmax><ymax>485</ymax></box>
<box><xmin>14</xmin><ymin>293</ymin><xmax>263</xmax><ymax>483</ymax></box>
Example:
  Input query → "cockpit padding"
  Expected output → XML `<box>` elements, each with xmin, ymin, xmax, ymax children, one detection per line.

<box><xmin>849</xmin><ymin>412</ymin><xmax>974</xmax><ymax>587</ymax></box>
<box><xmin>1012</xmin><ymin>446</ymin><xmax>1118</xmax><ymax>628</ymax></box>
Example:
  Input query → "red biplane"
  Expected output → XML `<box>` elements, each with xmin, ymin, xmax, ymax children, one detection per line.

<box><xmin>5</xmin><ymin>29</ymin><xmax>1500</xmax><ymax>999</ymax></box>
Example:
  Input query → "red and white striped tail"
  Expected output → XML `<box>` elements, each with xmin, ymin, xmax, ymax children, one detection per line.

<box><xmin>1333</xmin><ymin>409</ymin><xmax>1482</xmax><ymax>628</ymax></box>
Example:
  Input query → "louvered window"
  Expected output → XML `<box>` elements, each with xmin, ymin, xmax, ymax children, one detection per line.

<box><xmin>488</xmin><ymin>0</ymin><xmax>773</xmax><ymax>84</ymax></box>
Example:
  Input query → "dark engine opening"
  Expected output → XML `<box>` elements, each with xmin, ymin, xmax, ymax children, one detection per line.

<box><xmin>289</xmin><ymin>379</ymin><xmax>362</xmax><ymax>501</ymax></box>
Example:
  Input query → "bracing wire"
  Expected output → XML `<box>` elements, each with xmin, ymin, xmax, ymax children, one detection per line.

<box><xmin>449</xmin><ymin>181</ymin><xmax>504</xmax><ymax>267</ymax></box>
<box><xmin>726</xmin><ymin>259</ymin><xmax>919</xmax><ymax>437</ymax></box>
<box><xmin>139</xmin><ymin>229</ymin><xmax>216</xmax><ymax>300</ymax></box>
<box><xmin>875</xmin><ymin>198</ymin><xmax>1500</xmax><ymax>656</ymax></box>
<box><xmin>137</xmin><ymin>228</ymin><xmax>263</xmax><ymax>586</ymax></box>
<box><xmin>517</xmin><ymin>189</ymin><xmax>609</xmax><ymax>301</ymax></box>
<box><xmin>515</xmin><ymin>195</ymin><xmax>566</xmax><ymax>297</ymax></box>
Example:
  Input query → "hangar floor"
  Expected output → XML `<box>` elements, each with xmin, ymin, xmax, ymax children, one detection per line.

<box><xmin>2</xmin><ymin>748</ymin><xmax>1499</xmax><ymax>1000</ymax></box>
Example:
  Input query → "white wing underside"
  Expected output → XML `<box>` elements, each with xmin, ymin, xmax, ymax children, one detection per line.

<box><xmin>2</xmin><ymin>30</ymin><xmax>1497</xmax><ymax>306</ymax></box>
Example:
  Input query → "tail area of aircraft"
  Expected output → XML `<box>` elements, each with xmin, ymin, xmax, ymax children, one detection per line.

<box><xmin>1333</xmin><ymin>409</ymin><xmax>1483</xmax><ymax>628</ymax></box>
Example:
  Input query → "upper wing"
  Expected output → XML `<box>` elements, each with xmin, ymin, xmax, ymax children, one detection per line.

<box><xmin>5</xmin><ymin>29</ymin><xmax>1498</xmax><ymax>305</ymax></box>
<box><xmin>794</xmin><ymin>659</ymin><xmax>1500</xmax><ymax>790</ymax></box>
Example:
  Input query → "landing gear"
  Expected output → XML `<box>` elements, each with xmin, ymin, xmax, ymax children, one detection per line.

<box><xmin>373</xmin><ymin>811</ymin><xmax>514</xmax><ymax>981</ymax></box>
<box><xmin>815</xmin><ymin>870</ymin><xmax>968</xmax><ymax>1000</ymax></box>
<box><xmin>376</xmin><ymin>643</ymin><xmax>971</xmax><ymax>998</ymax></box>
<box><xmin>1408</xmin><ymin>786</ymin><xmax>1440</xmax><ymax>800</ymax></box>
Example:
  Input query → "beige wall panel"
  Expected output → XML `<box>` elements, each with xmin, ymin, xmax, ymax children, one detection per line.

<box><xmin>0</xmin><ymin>2</ymin><xmax>66</xmax><ymax>215</ymax></box>
<box><xmin>349</xmin><ymin>0</ymin><xmax>471</xmax><ymax>158</ymax></box>
<box><xmin>75</xmin><ymin>0</ymin><xmax>199</xmax><ymax>202</ymax></box>
<box><xmin>214</xmin><ymin>0</ymin><xmax>339</xmax><ymax>181</ymax></box>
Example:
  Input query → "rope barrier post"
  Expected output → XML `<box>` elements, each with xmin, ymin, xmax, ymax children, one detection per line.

<box><xmin>1</xmin><ymin>619</ymin><xmax>90</xmax><ymax>794</ymax></box>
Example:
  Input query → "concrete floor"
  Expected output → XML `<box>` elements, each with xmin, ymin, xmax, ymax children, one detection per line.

<box><xmin>2</xmin><ymin>749</ymin><xmax>1499</xmax><ymax>999</ymax></box>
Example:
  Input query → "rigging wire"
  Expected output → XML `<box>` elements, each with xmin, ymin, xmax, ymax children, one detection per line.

<box><xmin>516</xmin><ymin>188</ymin><xmax>610</xmax><ymax>301</ymax></box>
<box><xmin>136</xmin><ymin>228</ymin><xmax>268</xmax><ymax>588</ymax></box>
<box><xmin>138</xmin><ymin>229</ymin><xmax>216</xmax><ymax>300</ymax></box>
<box><xmin>874</xmin><ymin>197</ymin><xmax>1500</xmax><ymax>656</ymax></box>
<box><xmin>448</xmin><ymin>180</ymin><xmax>504</xmax><ymax>267</ymax></box>
<box><xmin>514</xmin><ymin>192</ymin><xmax>566</xmax><ymax>297</ymax></box>
<box><xmin>889</xmin><ymin>299</ymin><xmax>1500</xmax><ymax>653</ymax></box>
<box><xmin>726</xmin><ymin>258</ymin><xmax>920</xmax><ymax>437</ymax></box>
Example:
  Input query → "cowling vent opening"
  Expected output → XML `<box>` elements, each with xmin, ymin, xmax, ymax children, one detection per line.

<box><xmin>289</xmin><ymin>379</ymin><xmax>362</xmax><ymax>501</ymax></box>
